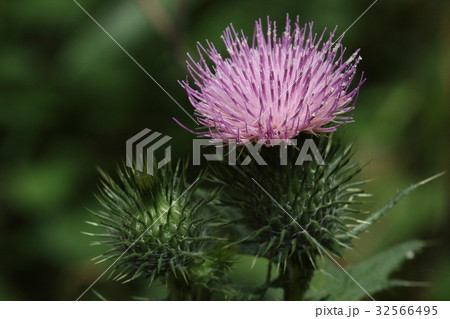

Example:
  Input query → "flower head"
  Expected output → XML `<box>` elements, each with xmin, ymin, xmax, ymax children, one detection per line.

<box><xmin>180</xmin><ymin>15</ymin><xmax>364</xmax><ymax>145</ymax></box>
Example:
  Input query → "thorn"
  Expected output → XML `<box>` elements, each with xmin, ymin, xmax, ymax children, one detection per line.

<box><xmin>417</xmin><ymin>171</ymin><xmax>446</xmax><ymax>186</ymax></box>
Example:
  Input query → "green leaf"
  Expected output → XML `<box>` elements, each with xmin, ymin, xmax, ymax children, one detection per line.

<box><xmin>351</xmin><ymin>172</ymin><xmax>445</xmax><ymax>236</ymax></box>
<box><xmin>305</xmin><ymin>240</ymin><xmax>425</xmax><ymax>301</ymax></box>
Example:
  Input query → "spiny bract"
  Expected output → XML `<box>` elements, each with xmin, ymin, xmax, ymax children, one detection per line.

<box><xmin>209</xmin><ymin>135</ymin><xmax>368</xmax><ymax>270</ymax></box>
<box><xmin>85</xmin><ymin>162</ymin><xmax>227</xmax><ymax>288</ymax></box>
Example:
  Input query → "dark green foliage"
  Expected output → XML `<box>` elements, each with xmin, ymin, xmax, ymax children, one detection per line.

<box><xmin>86</xmin><ymin>137</ymin><xmax>441</xmax><ymax>300</ymax></box>
<box><xmin>86</xmin><ymin>161</ymin><xmax>230</xmax><ymax>296</ymax></box>
<box><xmin>305</xmin><ymin>240</ymin><xmax>426</xmax><ymax>301</ymax></box>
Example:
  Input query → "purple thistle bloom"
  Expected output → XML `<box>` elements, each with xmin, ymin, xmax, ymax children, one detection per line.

<box><xmin>179</xmin><ymin>15</ymin><xmax>365</xmax><ymax>145</ymax></box>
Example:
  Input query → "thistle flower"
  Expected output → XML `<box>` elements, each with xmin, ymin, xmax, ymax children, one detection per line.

<box><xmin>180</xmin><ymin>15</ymin><xmax>364</xmax><ymax>145</ymax></box>
<box><xmin>86</xmin><ymin>162</ymin><xmax>229</xmax><ymax>295</ymax></box>
<box><xmin>210</xmin><ymin>136</ymin><xmax>364</xmax><ymax>268</ymax></box>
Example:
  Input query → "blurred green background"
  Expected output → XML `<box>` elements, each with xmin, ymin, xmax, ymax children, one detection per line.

<box><xmin>0</xmin><ymin>0</ymin><xmax>449</xmax><ymax>300</ymax></box>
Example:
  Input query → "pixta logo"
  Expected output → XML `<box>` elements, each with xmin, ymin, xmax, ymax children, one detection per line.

<box><xmin>193</xmin><ymin>139</ymin><xmax>325</xmax><ymax>166</ymax></box>
<box><xmin>126</xmin><ymin>129</ymin><xmax>172</xmax><ymax>176</ymax></box>
<box><xmin>126</xmin><ymin>129</ymin><xmax>325</xmax><ymax>176</ymax></box>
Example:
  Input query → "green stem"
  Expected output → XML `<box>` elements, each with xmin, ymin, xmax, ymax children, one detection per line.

<box><xmin>278</xmin><ymin>257</ymin><xmax>315</xmax><ymax>301</ymax></box>
<box><xmin>167</xmin><ymin>275</ymin><xmax>213</xmax><ymax>300</ymax></box>
<box><xmin>167</xmin><ymin>276</ymin><xmax>191</xmax><ymax>300</ymax></box>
